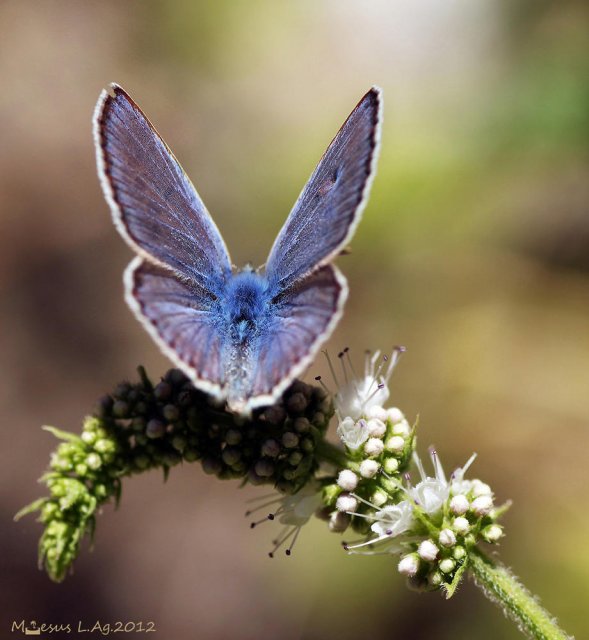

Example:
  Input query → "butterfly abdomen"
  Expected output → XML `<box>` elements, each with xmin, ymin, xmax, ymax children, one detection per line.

<box><xmin>222</xmin><ymin>270</ymin><xmax>273</xmax><ymax>412</ymax></box>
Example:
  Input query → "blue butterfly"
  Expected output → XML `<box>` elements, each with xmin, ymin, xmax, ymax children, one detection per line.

<box><xmin>94</xmin><ymin>84</ymin><xmax>382</xmax><ymax>414</ymax></box>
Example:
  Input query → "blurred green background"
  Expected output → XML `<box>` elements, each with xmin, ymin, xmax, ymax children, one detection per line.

<box><xmin>1</xmin><ymin>1</ymin><xmax>588</xmax><ymax>638</ymax></box>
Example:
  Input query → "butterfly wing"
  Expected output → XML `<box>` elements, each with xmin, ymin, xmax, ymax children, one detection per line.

<box><xmin>94</xmin><ymin>84</ymin><xmax>232</xmax><ymax>289</ymax></box>
<box><xmin>94</xmin><ymin>84</ymin><xmax>231</xmax><ymax>395</ymax></box>
<box><xmin>245</xmin><ymin>264</ymin><xmax>347</xmax><ymax>410</ymax></box>
<box><xmin>125</xmin><ymin>257</ymin><xmax>225</xmax><ymax>397</ymax></box>
<box><xmin>265</xmin><ymin>87</ymin><xmax>382</xmax><ymax>291</ymax></box>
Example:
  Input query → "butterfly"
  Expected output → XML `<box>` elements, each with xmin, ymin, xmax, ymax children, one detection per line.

<box><xmin>93</xmin><ymin>84</ymin><xmax>382</xmax><ymax>414</ymax></box>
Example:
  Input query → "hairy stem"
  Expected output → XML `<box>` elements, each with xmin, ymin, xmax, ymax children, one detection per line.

<box><xmin>469</xmin><ymin>548</ymin><xmax>572</xmax><ymax>640</ymax></box>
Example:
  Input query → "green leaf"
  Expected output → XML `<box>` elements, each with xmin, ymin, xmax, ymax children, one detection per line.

<box><xmin>444</xmin><ymin>559</ymin><xmax>469</xmax><ymax>599</ymax></box>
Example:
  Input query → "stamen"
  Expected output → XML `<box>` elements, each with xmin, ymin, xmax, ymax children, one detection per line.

<box><xmin>346</xmin><ymin>511</ymin><xmax>377</xmax><ymax>520</ymax></box>
<box><xmin>271</xmin><ymin>525</ymin><xmax>290</xmax><ymax>546</ymax></box>
<box><xmin>429</xmin><ymin>448</ymin><xmax>447</xmax><ymax>485</ymax></box>
<box><xmin>350</xmin><ymin>492</ymin><xmax>380</xmax><ymax>510</ymax></box>
<box><xmin>361</xmin><ymin>383</ymin><xmax>385</xmax><ymax>411</ymax></box>
<box><xmin>250</xmin><ymin>513</ymin><xmax>275</xmax><ymax>528</ymax></box>
<box><xmin>268</xmin><ymin>526</ymin><xmax>297</xmax><ymax>558</ymax></box>
<box><xmin>384</xmin><ymin>345</ymin><xmax>407</xmax><ymax>382</ymax></box>
<box><xmin>323</xmin><ymin>350</ymin><xmax>340</xmax><ymax>387</ymax></box>
<box><xmin>372</xmin><ymin>355</ymin><xmax>389</xmax><ymax>385</ymax></box>
<box><xmin>338</xmin><ymin>351</ymin><xmax>349</xmax><ymax>384</ymax></box>
<box><xmin>344</xmin><ymin>347</ymin><xmax>359</xmax><ymax>380</ymax></box>
<box><xmin>461</xmin><ymin>453</ymin><xmax>477</xmax><ymax>476</ymax></box>
<box><xmin>246</xmin><ymin>492</ymin><xmax>280</xmax><ymax>503</ymax></box>
<box><xmin>314</xmin><ymin>375</ymin><xmax>331</xmax><ymax>395</ymax></box>
<box><xmin>404</xmin><ymin>472</ymin><xmax>413</xmax><ymax>490</ymax></box>
<box><xmin>364</xmin><ymin>350</ymin><xmax>371</xmax><ymax>377</ymax></box>
<box><xmin>412</xmin><ymin>452</ymin><xmax>427</xmax><ymax>482</ymax></box>
<box><xmin>285</xmin><ymin>527</ymin><xmax>301</xmax><ymax>555</ymax></box>
<box><xmin>343</xmin><ymin>532</ymin><xmax>393</xmax><ymax>551</ymax></box>
<box><xmin>244</xmin><ymin>497</ymin><xmax>282</xmax><ymax>517</ymax></box>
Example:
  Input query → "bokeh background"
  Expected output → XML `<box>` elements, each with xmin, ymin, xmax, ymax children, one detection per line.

<box><xmin>1</xmin><ymin>1</ymin><xmax>588</xmax><ymax>638</ymax></box>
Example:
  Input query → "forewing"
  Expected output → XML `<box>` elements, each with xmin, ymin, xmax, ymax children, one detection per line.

<box><xmin>247</xmin><ymin>264</ymin><xmax>347</xmax><ymax>410</ymax></box>
<box><xmin>125</xmin><ymin>257</ymin><xmax>225</xmax><ymax>396</ymax></box>
<box><xmin>265</xmin><ymin>87</ymin><xmax>381</xmax><ymax>290</ymax></box>
<box><xmin>94</xmin><ymin>84</ymin><xmax>231</xmax><ymax>290</ymax></box>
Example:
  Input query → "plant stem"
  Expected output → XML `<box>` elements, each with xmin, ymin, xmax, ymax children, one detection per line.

<box><xmin>469</xmin><ymin>547</ymin><xmax>572</xmax><ymax>640</ymax></box>
<box><xmin>315</xmin><ymin>439</ymin><xmax>350</xmax><ymax>469</ymax></box>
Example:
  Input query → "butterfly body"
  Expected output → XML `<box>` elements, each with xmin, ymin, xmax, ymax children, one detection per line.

<box><xmin>95</xmin><ymin>84</ymin><xmax>382</xmax><ymax>414</ymax></box>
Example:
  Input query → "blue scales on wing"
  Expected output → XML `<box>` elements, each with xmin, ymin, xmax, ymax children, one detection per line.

<box><xmin>265</xmin><ymin>88</ymin><xmax>381</xmax><ymax>291</ymax></box>
<box><xmin>95</xmin><ymin>84</ymin><xmax>232</xmax><ymax>289</ymax></box>
<box><xmin>95</xmin><ymin>85</ymin><xmax>232</xmax><ymax>394</ymax></box>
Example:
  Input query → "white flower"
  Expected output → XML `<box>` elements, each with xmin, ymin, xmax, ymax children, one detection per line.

<box><xmin>392</xmin><ymin>419</ymin><xmax>411</xmax><ymax>437</ymax></box>
<box><xmin>247</xmin><ymin>484</ymin><xmax>321</xmax><ymax>557</ymax></box>
<box><xmin>439</xmin><ymin>528</ymin><xmax>457</xmax><ymax>548</ymax></box>
<box><xmin>336</xmin><ymin>493</ymin><xmax>358</xmax><ymax>513</ymax></box>
<box><xmin>385</xmin><ymin>435</ymin><xmax>405</xmax><ymax>452</ymax></box>
<box><xmin>359</xmin><ymin>459</ymin><xmax>380</xmax><ymax>478</ymax></box>
<box><xmin>364</xmin><ymin>437</ymin><xmax>385</xmax><ymax>457</ymax></box>
<box><xmin>366</xmin><ymin>405</ymin><xmax>388</xmax><ymax>422</ymax></box>
<box><xmin>336</xmin><ymin>417</ymin><xmax>369</xmax><ymax>450</ymax></box>
<box><xmin>407</xmin><ymin>449</ymin><xmax>450</xmax><ymax>515</ymax></box>
<box><xmin>398</xmin><ymin>554</ymin><xmax>420</xmax><ymax>577</ymax></box>
<box><xmin>387</xmin><ymin>407</ymin><xmax>405</xmax><ymax>424</ymax></box>
<box><xmin>482</xmin><ymin>524</ymin><xmax>503</xmax><ymax>542</ymax></box>
<box><xmin>337</xmin><ymin>469</ymin><xmax>359</xmax><ymax>491</ymax></box>
<box><xmin>324</xmin><ymin>347</ymin><xmax>405</xmax><ymax>421</ymax></box>
<box><xmin>453</xmin><ymin>516</ymin><xmax>470</xmax><ymax>534</ymax></box>
<box><xmin>418</xmin><ymin>539</ymin><xmax>439</xmax><ymax>561</ymax></box>
<box><xmin>471</xmin><ymin>495</ymin><xmax>494</xmax><ymax>516</ymax></box>
<box><xmin>342</xmin><ymin>498</ymin><xmax>415</xmax><ymax>554</ymax></box>
<box><xmin>370</xmin><ymin>501</ymin><xmax>415</xmax><ymax>537</ymax></box>
<box><xmin>366</xmin><ymin>418</ymin><xmax>386</xmax><ymax>438</ymax></box>
<box><xmin>472</xmin><ymin>480</ymin><xmax>493</xmax><ymax>497</ymax></box>
<box><xmin>411</xmin><ymin>478</ymin><xmax>449</xmax><ymax>515</ymax></box>
<box><xmin>450</xmin><ymin>494</ymin><xmax>470</xmax><ymax>515</ymax></box>
<box><xmin>449</xmin><ymin>453</ymin><xmax>477</xmax><ymax>495</ymax></box>
<box><xmin>329</xmin><ymin>511</ymin><xmax>351</xmax><ymax>533</ymax></box>
<box><xmin>279</xmin><ymin>488</ymin><xmax>322</xmax><ymax>526</ymax></box>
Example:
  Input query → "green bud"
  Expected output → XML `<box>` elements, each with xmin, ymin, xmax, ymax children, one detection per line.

<box><xmin>162</xmin><ymin>404</ymin><xmax>180</xmax><ymax>422</ymax></box>
<box><xmin>86</xmin><ymin>453</ymin><xmax>102</xmax><ymax>470</ymax></box>
<box><xmin>146</xmin><ymin>419</ymin><xmax>166</xmax><ymax>439</ymax></box>
<box><xmin>225</xmin><ymin>429</ymin><xmax>242</xmax><ymax>445</ymax></box>
<box><xmin>254</xmin><ymin>458</ymin><xmax>275</xmax><ymax>478</ymax></box>
<box><xmin>171</xmin><ymin>435</ymin><xmax>187</xmax><ymax>453</ymax></box>
<box><xmin>222</xmin><ymin>447</ymin><xmax>242</xmax><ymax>466</ymax></box>
<box><xmin>453</xmin><ymin>545</ymin><xmax>466</xmax><ymax>560</ymax></box>
<box><xmin>112</xmin><ymin>400</ymin><xmax>130</xmax><ymax>418</ymax></box>
<box><xmin>282</xmin><ymin>432</ymin><xmax>299</xmax><ymax>449</ymax></box>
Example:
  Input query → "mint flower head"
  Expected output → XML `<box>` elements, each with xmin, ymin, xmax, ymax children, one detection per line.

<box><xmin>18</xmin><ymin>351</ymin><xmax>573</xmax><ymax>640</ymax></box>
<box><xmin>338</xmin><ymin>447</ymin><xmax>507</xmax><ymax>596</ymax></box>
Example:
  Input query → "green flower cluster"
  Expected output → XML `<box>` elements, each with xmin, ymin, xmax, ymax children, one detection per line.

<box><xmin>17</xmin><ymin>367</ymin><xmax>332</xmax><ymax>581</ymax></box>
